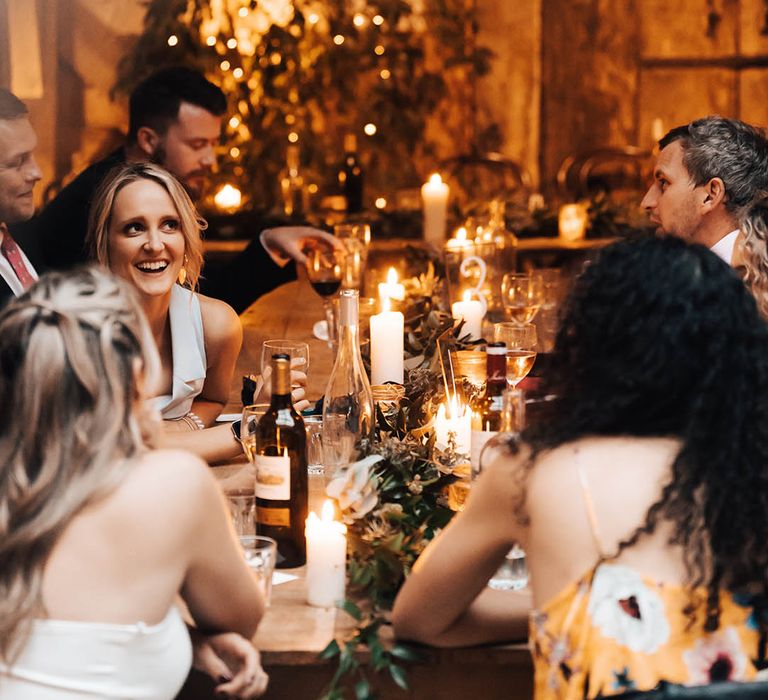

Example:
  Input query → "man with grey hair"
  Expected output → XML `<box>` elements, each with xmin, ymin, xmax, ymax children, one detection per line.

<box><xmin>0</xmin><ymin>89</ymin><xmax>42</xmax><ymax>307</ymax></box>
<box><xmin>641</xmin><ymin>115</ymin><xmax>768</xmax><ymax>264</ymax></box>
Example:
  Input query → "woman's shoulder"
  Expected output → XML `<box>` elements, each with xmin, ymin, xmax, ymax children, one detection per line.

<box><xmin>123</xmin><ymin>449</ymin><xmax>219</xmax><ymax>506</ymax></box>
<box><xmin>196</xmin><ymin>293</ymin><xmax>242</xmax><ymax>346</ymax></box>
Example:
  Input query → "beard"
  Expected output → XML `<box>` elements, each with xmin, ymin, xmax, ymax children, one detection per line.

<box><xmin>149</xmin><ymin>145</ymin><xmax>207</xmax><ymax>200</ymax></box>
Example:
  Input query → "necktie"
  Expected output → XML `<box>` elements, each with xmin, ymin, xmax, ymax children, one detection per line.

<box><xmin>1</xmin><ymin>232</ymin><xmax>35</xmax><ymax>290</ymax></box>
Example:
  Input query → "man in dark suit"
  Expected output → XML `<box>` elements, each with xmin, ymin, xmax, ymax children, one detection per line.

<box><xmin>0</xmin><ymin>89</ymin><xmax>42</xmax><ymax>308</ymax></box>
<box><xmin>12</xmin><ymin>67</ymin><xmax>339</xmax><ymax>313</ymax></box>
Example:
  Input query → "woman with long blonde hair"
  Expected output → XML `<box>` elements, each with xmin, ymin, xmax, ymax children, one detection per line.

<box><xmin>0</xmin><ymin>268</ymin><xmax>267</xmax><ymax>698</ymax></box>
<box><xmin>737</xmin><ymin>196</ymin><xmax>768</xmax><ymax>318</ymax></box>
<box><xmin>88</xmin><ymin>162</ymin><xmax>308</xmax><ymax>464</ymax></box>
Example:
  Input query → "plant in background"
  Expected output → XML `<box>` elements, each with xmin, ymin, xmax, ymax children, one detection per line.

<box><xmin>115</xmin><ymin>0</ymin><xmax>495</xmax><ymax>211</ymax></box>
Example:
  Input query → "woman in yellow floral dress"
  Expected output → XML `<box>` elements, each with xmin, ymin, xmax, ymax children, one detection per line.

<box><xmin>393</xmin><ymin>236</ymin><xmax>768</xmax><ymax>698</ymax></box>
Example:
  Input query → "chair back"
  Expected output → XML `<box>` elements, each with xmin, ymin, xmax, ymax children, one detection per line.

<box><xmin>440</xmin><ymin>152</ymin><xmax>533</xmax><ymax>214</ymax></box>
<box><xmin>618</xmin><ymin>680</ymin><xmax>768</xmax><ymax>699</ymax></box>
<box><xmin>556</xmin><ymin>146</ymin><xmax>651</xmax><ymax>200</ymax></box>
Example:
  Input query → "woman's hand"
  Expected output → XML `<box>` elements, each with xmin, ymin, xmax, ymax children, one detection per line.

<box><xmin>259</xmin><ymin>357</ymin><xmax>311</xmax><ymax>412</ymax></box>
<box><xmin>192</xmin><ymin>631</ymin><xmax>269</xmax><ymax>698</ymax></box>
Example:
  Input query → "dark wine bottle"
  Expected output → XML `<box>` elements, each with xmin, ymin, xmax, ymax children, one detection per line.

<box><xmin>338</xmin><ymin>133</ymin><xmax>364</xmax><ymax>213</ymax></box>
<box><xmin>470</xmin><ymin>342</ymin><xmax>507</xmax><ymax>477</ymax></box>
<box><xmin>255</xmin><ymin>353</ymin><xmax>308</xmax><ymax>568</ymax></box>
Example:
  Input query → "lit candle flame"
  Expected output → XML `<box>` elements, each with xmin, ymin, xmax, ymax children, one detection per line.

<box><xmin>382</xmin><ymin>296</ymin><xmax>391</xmax><ymax>312</ymax></box>
<box><xmin>456</xmin><ymin>227</ymin><xmax>467</xmax><ymax>242</ymax></box>
<box><xmin>321</xmin><ymin>499</ymin><xmax>335</xmax><ymax>522</ymax></box>
<box><xmin>429</xmin><ymin>173</ymin><xmax>443</xmax><ymax>186</ymax></box>
<box><xmin>386</xmin><ymin>267</ymin><xmax>398</xmax><ymax>284</ymax></box>
<box><xmin>462</xmin><ymin>289</ymin><xmax>472</xmax><ymax>303</ymax></box>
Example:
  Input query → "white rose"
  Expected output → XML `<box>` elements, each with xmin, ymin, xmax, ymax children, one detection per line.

<box><xmin>326</xmin><ymin>455</ymin><xmax>382</xmax><ymax>523</ymax></box>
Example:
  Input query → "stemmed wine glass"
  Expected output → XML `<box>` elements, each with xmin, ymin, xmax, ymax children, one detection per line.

<box><xmin>493</xmin><ymin>322</ymin><xmax>537</xmax><ymax>388</ymax></box>
<box><xmin>305</xmin><ymin>247</ymin><xmax>345</xmax><ymax>347</ymax></box>
<box><xmin>501</xmin><ymin>273</ymin><xmax>542</xmax><ymax>326</ymax></box>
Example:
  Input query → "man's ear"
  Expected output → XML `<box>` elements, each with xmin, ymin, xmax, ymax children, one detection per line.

<box><xmin>135</xmin><ymin>126</ymin><xmax>160</xmax><ymax>158</ymax></box>
<box><xmin>702</xmin><ymin>177</ymin><xmax>726</xmax><ymax>212</ymax></box>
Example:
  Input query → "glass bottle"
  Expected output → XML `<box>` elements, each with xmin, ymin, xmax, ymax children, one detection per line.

<box><xmin>470</xmin><ymin>342</ymin><xmax>507</xmax><ymax>477</ymax></box>
<box><xmin>280</xmin><ymin>144</ymin><xmax>308</xmax><ymax>219</ymax></box>
<box><xmin>255</xmin><ymin>353</ymin><xmax>308</xmax><ymax>568</ymax></box>
<box><xmin>322</xmin><ymin>289</ymin><xmax>375</xmax><ymax>474</ymax></box>
<box><xmin>338</xmin><ymin>133</ymin><xmax>364</xmax><ymax>213</ymax></box>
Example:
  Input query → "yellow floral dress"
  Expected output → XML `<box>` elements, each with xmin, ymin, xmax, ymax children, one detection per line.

<box><xmin>530</xmin><ymin>563</ymin><xmax>764</xmax><ymax>699</ymax></box>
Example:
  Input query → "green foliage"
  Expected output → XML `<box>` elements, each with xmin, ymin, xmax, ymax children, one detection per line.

<box><xmin>320</xmin><ymin>281</ymin><xmax>477</xmax><ymax>698</ymax></box>
<box><xmin>115</xmin><ymin>0</ymin><xmax>495</xmax><ymax>209</ymax></box>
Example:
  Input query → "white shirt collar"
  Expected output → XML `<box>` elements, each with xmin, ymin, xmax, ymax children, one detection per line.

<box><xmin>0</xmin><ymin>224</ymin><xmax>38</xmax><ymax>297</ymax></box>
<box><xmin>709</xmin><ymin>229</ymin><xmax>739</xmax><ymax>264</ymax></box>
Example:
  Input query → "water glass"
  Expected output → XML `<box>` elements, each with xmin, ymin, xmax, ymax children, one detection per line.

<box><xmin>488</xmin><ymin>543</ymin><xmax>528</xmax><ymax>591</ymax></box>
<box><xmin>260</xmin><ymin>340</ymin><xmax>310</xmax><ymax>378</ymax></box>
<box><xmin>240</xmin><ymin>403</ymin><xmax>270</xmax><ymax>462</ymax></box>
<box><xmin>239</xmin><ymin>535</ymin><xmax>278</xmax><ymax>604</ymax></box>
<box><xmin>226</xmin><ymin>488</ymin><xmax>256</xmax><ymax>537</ymax></box>
<box><xmin>304</xmin><ymin>415</ymin><xmax>326</xmax><ymax>513</ymax></box>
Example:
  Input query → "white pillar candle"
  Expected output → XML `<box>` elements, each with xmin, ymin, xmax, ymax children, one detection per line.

<box><xmin>421</xmin><ymin>173</ymin><xmax>449</xmax><ymax>247</ymax></box>
<box><xmin>370</xmin><ymin>296</ymin><xmax>404</xmax><ymax>385</ymax></box>
<box><xmin>305</xmin><ymin>500</ymin><xmax>347</xmax><ymax>608</ymax></box>
<box><xmin>451</xmin><ymin>290</ymin><xmax>484</xmax><ymax>340</ymax></box>
<box><xmin>434</xmin><ymin>399</ymin><xmax>471</xmax><ymax>456</ymax></box>
<box><xmin>377</xmin><ymin>267</ymin><xmax>405</xmax><ymax>306</ymax></box>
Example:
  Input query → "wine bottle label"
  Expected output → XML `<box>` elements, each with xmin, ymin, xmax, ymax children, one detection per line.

<box><xmin>255</xmin><ymin>453</ymin><xmax>291</xmax><ymax>500</ymax></box>
<box><xmin>257</xmin><ymin>505</ymin><xmax>290</xmax><ymax>527</ymax></box>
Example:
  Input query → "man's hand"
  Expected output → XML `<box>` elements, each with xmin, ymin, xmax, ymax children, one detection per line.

<box><xmin>260</xmin><ymin>226</ymin><xmax>343</xmax><ymax>266</ymax></box>
<box><xmin>191</xmin><ymin>631</ymin><xmax>269</xmax><ymax>698</ymax></box>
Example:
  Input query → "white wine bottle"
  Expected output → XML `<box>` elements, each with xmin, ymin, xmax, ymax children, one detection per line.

<box><xmin>255</xmin><ymin>353</ymin><xmax>308</xmax><ymax>568</ymax></box>
<box><xmin>322</xmin><ymin>289</ymin><xmax>375</xmax><ymax>474</ymax></box>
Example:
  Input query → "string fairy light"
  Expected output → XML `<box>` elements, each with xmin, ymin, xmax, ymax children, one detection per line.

<box><xmin>167</xmin><ymin>34</ymin><xmax>179</xmax><ymax>46</ymax></box>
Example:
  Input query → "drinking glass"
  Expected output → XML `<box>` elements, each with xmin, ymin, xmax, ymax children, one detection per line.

<box><xmin>226</xmin><ymin>488</ymin><xmax>256</xmax><ymax>537</ymax></box>
<box><xmin>240</xmin><ymin>403</ymin><xmax>270</xmax><ymax>462</ymax></box>
<box><xmin>493</xmin><ymin>322</ymin><xmax>538</xmax><ymax>388</ymax></box>
<box><xmin>305</xmin><ymin>247</ymin><xmax>345</xmax><ymax>347</ymax></box>
<box><xmin>501</xmin><ymin>273</ymin><xmax>542</xmax><ymax>325</ymax></box>
<box><xmin>304</xmin><ymin>415</ymin><xmax>325</xmax><ymax>512</ymax></box>
<box><xmin>260</xmin><ymin>340</ymin><xmax>310</xmax><ymax>380</ymax></box>
<box><xmin>334</xmin><ymin>223</ymin><xmax>371</xmax><ymax>291</ymax></box>
<box><xmin>488</xmin><ymin>543</ymin><xmax>528</xmax><ymax>591</ymax></box>
<box><xmin>239</xmin><ymin>535</ymin><xmax>278</xmax><ymax>604</ymax></box>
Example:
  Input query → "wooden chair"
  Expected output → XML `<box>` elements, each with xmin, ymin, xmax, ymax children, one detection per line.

<box><xmin>440</xmin><ymin>152</ymin><xmax>533</xmax><ymax>213</ymax></box>
<box><xmin>618</xmin><ymin>680</ymin><xmax>768</xmax><ymax>699</ymax></box>
<box><xmin>556</xmin><ymin>146</ymin><xmax>652</xmax><ymax>201</ymax></box>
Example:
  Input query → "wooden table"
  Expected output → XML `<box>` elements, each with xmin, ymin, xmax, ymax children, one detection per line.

<box><xmin>188</xmin><ymin>277</ymin><xmax>534</xmax><ymax>700</ymax></box>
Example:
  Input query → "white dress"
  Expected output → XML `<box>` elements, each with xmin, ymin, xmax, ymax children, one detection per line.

<box><xmin>0</xmin><ymin>607</ymin><xmax>192</xmax><ymax>699</ymax></box>
<box><xmin>156</xmin><ymin>285</ymin><xmax>207</xmax><ymax>420</ymax></box>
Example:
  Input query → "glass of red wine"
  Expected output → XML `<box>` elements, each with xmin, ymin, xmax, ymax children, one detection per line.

<box><xmin>305</xmin><ymin>247</ymin><xmax>345</xmax><ymax>349</ymax></box>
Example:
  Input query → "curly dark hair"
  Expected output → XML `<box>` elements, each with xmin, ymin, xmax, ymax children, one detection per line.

<box><xmin>525</xmin><ymin>235</ymin><xmax>768</xmax><ymax>632</ymax></box>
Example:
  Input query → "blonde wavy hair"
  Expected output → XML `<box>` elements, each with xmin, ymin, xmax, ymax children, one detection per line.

<box><xmin>0</xmin><ymin>267</ymin><xmax>160</xmax><ymax>662</ymax></box>
<box><xmin>86</xmin><ymin>162</ymin><xmax>206</xmax><ymax>290</ymax></box>
<box><xmin>739</xmin><ymin>196</ymin><xmax>768</xmax><ymax>319</ymax></box>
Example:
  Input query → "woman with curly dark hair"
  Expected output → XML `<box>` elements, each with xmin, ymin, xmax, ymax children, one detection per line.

<box><xmin>393</xmin><ymin>236</ymin><xmax>768</xmax><ymax>698</ymax></box>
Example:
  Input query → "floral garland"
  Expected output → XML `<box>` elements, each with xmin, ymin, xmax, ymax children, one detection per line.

<box><xmin>319</xmin><ymin>283</ymin><xmax>477</xmax><ymax>699</ymax></box>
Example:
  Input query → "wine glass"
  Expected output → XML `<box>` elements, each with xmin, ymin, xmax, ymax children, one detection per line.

<box><xmin>493</xmin><ymin>322</ymin><xmax>537</xmax><ymax>388</ymax></box>
<box><xmin>334</xmin><ymin>223</ymin><xmax>371</xmax><ymax>291</ymax></box>
<box><xmin>260</xmin><ymin>340</ymin><xmax>310</xmax><ymax>381</ymax></box>
<box><xmin>305</xmin><ymin>247</ymin><xmax>345</xmax><ymax>346</ymax></box>
<box><xmin>501</xmin><ymin>273</ymin><xmax>542</xmax><ymax>326</ymax></box>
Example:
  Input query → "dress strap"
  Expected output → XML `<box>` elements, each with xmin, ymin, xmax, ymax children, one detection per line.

<box><xmin>575</xmin><ymin>447</ymin><xmax>608</xmax><ymax>561</ymax></box>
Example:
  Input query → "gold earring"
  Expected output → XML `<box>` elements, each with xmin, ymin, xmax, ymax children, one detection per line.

<box><xmin>178</xmin><ymin>255</ymin><xmax>189</xmax><ymax>286</ymax></box>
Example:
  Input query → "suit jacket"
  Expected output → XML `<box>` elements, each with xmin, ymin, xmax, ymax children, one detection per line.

<box><xmin>10</xmin><ymin>149</ymin><xmax>296</xmax><ymax>313</ymax></box>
